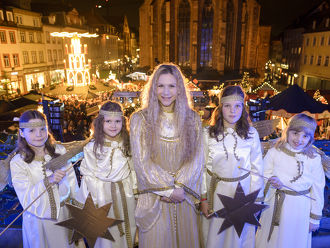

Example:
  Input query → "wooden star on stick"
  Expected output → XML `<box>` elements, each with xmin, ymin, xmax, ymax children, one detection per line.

<box><xmin>209</xmin><ymin>182</ymin><xmax>267</xmax><ymax>237</ymax></box>
<box><xmin>56</xmin><ymin>194</ymin><xmax>123</xmax><ymax>247</ymax></box>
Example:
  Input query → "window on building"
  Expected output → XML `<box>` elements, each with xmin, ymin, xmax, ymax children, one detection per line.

<box><xmin>3</xmin><ymin>54</ymin><xmax>10</xmax><ymax>67</ymax></box>
<box><xmin>33</xmin><ymin>19</ymin><xmax>38</xmax><ymax>27</ymax></box>
<box><xmin>0</xmin><ymin>31</ymin><xmax>6</xmax><ymax>43</ymax></box>
<box><xmin>178</xmin><ymin>0</ymin><xmax>190</xmax><ymax>66</ymax></box>
<box><xmin>310</xmin><ymin>55</ymin><xmax>314</xmax><ymax>65</ymax></box>
<box><xmin>13</xmin><ymin>54</ymin><xmax>19</xmax><ymax>66</ymax></box>
<box><xmin>39</xmin><ymin>51</ymin><xmax>44</xmax><ymax>62</ymax></box>
<box><xmin>0</xmin><ymin>11</ymin><xmax>4</xmax><ymax>20</ymax></box>
<box><xmin>9</xmin><ymin>31</ymin><xmax>15</xmax><ymax>43</ymax></box>
<box><xmin>298</xmin><ymin>47</ymin><xmax>301</xmax><ymax>54</ymax></box>
<box><xmin>47</xmin><ymin>49</ymin><xmax>52</xmax><ymax>62</ymax></box>
<box><xmin>326</xmin><ymin>18</ymin><xmax>329</xmax><ymax>28</ymax></box>
<box><xmin>225</xmin><ymin>0</ymin><xmax>234</xmax><ymax>69</ymax></box>
<box><xmin>306</xmin><ymin>38</ymin><xmax>309</xmax><ymax>46</ymax></box>
<box><xmin>58</xmin><ymin>49</ymin><xmax>62</xmax><ymax>61</ymax></box>
<box><xmin>312</xmin><ymin>20</ymin><xmax>316</xmax><ymax>30</ymax></box>
<box><xmin>46</xmin><ymin>31</ymin><xmax>50</xmax><ymax>43</ymax></box>
<box><xmin>36</xmin><ymin>32</ymin><xmax>42</xmax><ymax>43</ymax></box>
<box><xmin>325</xmin><ymin>56</ymin><xmax>329</xmax><ymax>66</ymax></box>
<box><xmin>23</xmin><ymin>51</ymin><xmax>29</xmax><ymax>64</ymax></box>
<box><xmin>52</xmin><ymin>37</ymin><xmax>56</xmax><ymax>44</ymax></box>
<box><xmin>53</xmin><ymin>49</ymin><xmax>57</xmax><ymax>61</ymax></box>
<box><xmin>200</xmin><ymin>0</ymin><xmax>213</xmax><ymax>67</ymax></box>
<box><xmin>321</xmin><ymin>37</ymin><xmax>325</xmax><ymax>46</ymax></box>
<box><xmin>317</xmin><ymin>56</ymin><xmax>322</xmax><ymax>66</ymax></box>
<box><xmin>313</xmin><ymin>37</ymin><xmax>316</xmax><ymax>46</ymax></box>
<box><xmin>31</xmin><ymin>51</ymin><xmax>37</xmax><ymax>63</ymax></box>
<box><xmin>15</xmin><ymin>15</ymin><xmax>23</xmax><ymax>24</ymax></box>
<box><xmin>6</xmin><ymin>12</ymin><xmax>13</xmax><ymax>22</ymax></box>
<box><xmin>304</xmin><ymin>55</ymin><xmax>307</xmax><ymax>64</ymax></box>
<box><xmin>29</xmin><ymin>32</ymin><xmax>34</xmax><ymax>43</ymax></box>
<box><xmin>20</xmin><ymin>31</ymin><xmax>26</xmax><ymax>42</ymax></box>
<box><xmin>57</xmin><ymin>38</ymin><xmax>61</xmax><ymax>44</ymax></box>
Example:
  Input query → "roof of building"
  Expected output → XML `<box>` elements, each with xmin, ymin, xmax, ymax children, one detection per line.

<box><xmin>268</xmin><ymin>84</ymin><xmax>330</xmax><ymax>113</ymax></box>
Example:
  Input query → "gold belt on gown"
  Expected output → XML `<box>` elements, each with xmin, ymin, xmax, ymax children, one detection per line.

<box><xmin>111</xmin><ymin>181</ymin><xmax>133</xmax><ymax>248</ymax></box>
<box><xmin>263</xmin><ymin>181</ymin><xmax>310</xmax><ymax>241</ymax></box>
<box><xmin>207</xmin><ymin>169</ymin><xmax>250</xmax><ymax>213</ymax></box>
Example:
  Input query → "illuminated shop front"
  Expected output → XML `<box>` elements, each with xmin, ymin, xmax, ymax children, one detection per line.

<box><xmin>50</xmin><ymin>69</ymin><xmax>65</xmax><ymax>84</ymax></box>
<box><xmin>25</xmin><ymin>72</ymin><xmax>46</xmax><ymax>91</ymax></box>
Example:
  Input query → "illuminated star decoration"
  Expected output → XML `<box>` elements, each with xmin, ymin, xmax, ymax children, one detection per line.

<box><xmin>56</xmin><ymin>193</ymin><xmax>123</xmax><ymax>247</ymax></box>
<box><xmin>210</xmin><ymin>182</ymin><xmax>267</xmax><ymax>237</ymax></box>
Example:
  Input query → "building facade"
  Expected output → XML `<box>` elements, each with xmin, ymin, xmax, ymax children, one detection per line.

<box><xmin>139</xmin><ymin>0</ymin><xmax>270</xmax><ymax>78</ymax></box>
<box><xmin>282</xmin><ymin>0</ymin><xmax>330</xmax><ymax>89</ymax></box>
<box><xmin>300</xmin><ymin>30</ymin><xmax>330</xmax><ymax>90</ymax></box>
<box><xmin>0</xmin><ymin>7</ymin><xmax>24</xmax><ymax>97</ymax></box>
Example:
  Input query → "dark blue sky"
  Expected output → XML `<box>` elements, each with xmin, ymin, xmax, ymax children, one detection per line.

<box><xmin>33</xmin><ymin>0</ymin><xmax>322</xmax><ymax>36</ymax></box>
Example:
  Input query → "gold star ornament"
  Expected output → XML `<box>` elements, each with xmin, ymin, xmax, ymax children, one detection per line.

<box><xmin>209</xmin><ymin>182</ymin><xmax>267</xmax><ymax>237</ymax></box>
<box><xmin>56</xmin><ymin>194</ymin><xmax>123</xmax><ymax>247</ymax></box>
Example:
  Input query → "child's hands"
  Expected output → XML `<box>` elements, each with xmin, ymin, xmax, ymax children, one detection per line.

<box><xmin>309</xmin><ymin>223</ymin><xmax>319</xmax><ymax>232</ymax></box>
<box><xmin>268</xmin><ymin>176</ymin><xmax>283</xmax><ymax>189</ymax></box>
<box><xmin>169</xmin><ymin>188</ymin><xmax>185</xmax><ymax>203</ymax></box>
<box><xmin>48</xmin><ymin>170</ymin><xmax>66</xmax><ymax>184</ymax></box>
<box><xmin>200</xmin><ymin>201</ymin><xmax>209</xmax><ymax>217</ymax></box>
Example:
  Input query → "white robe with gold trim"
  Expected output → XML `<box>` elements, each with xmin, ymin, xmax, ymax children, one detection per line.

<box><xmin>256</xmin><ymin>145</ymin><xmax>325</xmax><ymax>248</ymax></box>
<box><xmin>10</xmin><ymin>144</ymin><xmax>78</xmax><ymax>248</ymax></box>
<box><xmin>203</xmin><ymin>126</ymin><xmax>264</xmax><ymax>248</ymax></box>
<box><xmin>76</xmin><ymin>140</ymin><xmax>137</xmax><ymax>248</ymax></box>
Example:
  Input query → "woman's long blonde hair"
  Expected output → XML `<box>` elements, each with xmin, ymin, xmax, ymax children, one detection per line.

<box><xmin>140</xmin><ymin>63</ymin><xmax>199</xmax><ymax>163</ymax></box>
<box><xmin>275</xmin><ymin>113</ymin><xmax>317</xmax><ymax>158</ymax></box>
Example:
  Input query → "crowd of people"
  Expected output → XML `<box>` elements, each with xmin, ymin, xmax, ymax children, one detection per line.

<box><xmin>4</xmin><ymin>63</ymin><xmax>330</xmax><ymax>248</ymax></box>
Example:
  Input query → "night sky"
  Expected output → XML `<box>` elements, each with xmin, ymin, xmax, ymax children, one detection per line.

<box><xmin>32</xmin><ymin>0</ymin><xmax>322</xmax><ymax>37</ymax></box>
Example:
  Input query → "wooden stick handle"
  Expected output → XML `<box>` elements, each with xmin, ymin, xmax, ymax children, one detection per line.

<box><xmin>238</xmin><ymin>167</ymin><xmax>316</xmax><ymax>201</ymax></box>
<box><xmin>0</xmin><ymin>158</ymin><xmax>82</xmax><ymax>237</ymax></box>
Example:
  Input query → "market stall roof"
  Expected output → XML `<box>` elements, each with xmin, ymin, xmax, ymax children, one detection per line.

<box><xmin>267</xmin><ymin>84</ymin><xmax>330</xmax><ymax>118</ymax></box>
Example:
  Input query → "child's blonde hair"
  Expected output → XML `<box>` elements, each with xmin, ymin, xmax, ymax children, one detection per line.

<box><xmin>275</xmin><ymin>113</ymin><xmax>317</xmax><ymax>158</ymax></box>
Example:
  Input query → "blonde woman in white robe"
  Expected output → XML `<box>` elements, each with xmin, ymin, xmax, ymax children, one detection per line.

<box><xmin>256</xmin><ymin>113</ymin><xmax>325</xmax><ymax>248</ymax></box>
<box><xmin>201</xmin><ymin>85</ymin><xmax>264</xmax><ymax>248</ymax></box>
<box><xmin>130</xmin><ymin>63</ymin><xmax>205</xmax><ymax>248</ymax></box>
<box><xmin>77</xmin><ymin>101</ymin><xmax>137</xmax><ymax>248</ymax></box>
<box><xmin>10</xmin><ymin>110</ymin><xmax>79</xmax><ymax>248</ymax></box>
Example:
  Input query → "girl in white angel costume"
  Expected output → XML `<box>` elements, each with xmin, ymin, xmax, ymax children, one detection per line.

<box><xmin>201</xmin><ymin>85</ymin><xmax>264</xmax><ymax>248</ymax></box>
<box><xmin>10</xmin><ymin>110</ymin><xmax>79</xmax><ymax>247</ymax></box>
<box><xmin>77</xmin><ymin>101</ymin><xmax>136</xmax><ymax>248</ymax></box>
<box><xmin>256</xmin><ymin>113</ymin><xmax>325</xmax><ymax>248</ymax></box>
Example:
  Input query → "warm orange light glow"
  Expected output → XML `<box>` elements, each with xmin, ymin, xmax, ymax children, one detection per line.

<box><xmin>51</xmin><ymin>32</ymin><xmax>98</xmax><ymax>87</ymax></box>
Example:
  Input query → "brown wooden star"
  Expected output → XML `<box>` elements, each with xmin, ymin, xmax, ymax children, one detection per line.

<box><xmin>210</xmin><ymin>182</ymin><xmax>267</xmax><ymax>237</ymax></box>
<box><xmin>56</xmin><ymin>194</ymin><xmax>123</xmax><ymax>247</ymax></box>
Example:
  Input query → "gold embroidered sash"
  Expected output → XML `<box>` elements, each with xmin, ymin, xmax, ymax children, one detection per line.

<box><xmin>207</xmin><ymin>169</ymin><xmax>250</xmax><ymax>212</ymax></box>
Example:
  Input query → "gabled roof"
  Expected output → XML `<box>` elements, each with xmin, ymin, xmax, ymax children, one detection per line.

<box><xmin>268</xmin><ymin>84</ymin><xmax>329</xmax><ymax>113</ymax></box>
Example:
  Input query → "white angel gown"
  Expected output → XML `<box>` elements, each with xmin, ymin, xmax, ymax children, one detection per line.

<box><xmin>10</xmin><ymin>144</ymin><xmax>79</xmax><ymax>248</ymax></box>
<box><xmin>256</xmin><ymin>144</ymin><xmax>325</xmax><ymax>248</ymax></box>
<box><xmin>203</xmin><ymin>126</ymin><xmax>264</xmax><ymax>248</ymax></box>
<box><xmin>77</xmin><ymin>138</ymin><xmax>137</xmax><ymax>248</ymax></box>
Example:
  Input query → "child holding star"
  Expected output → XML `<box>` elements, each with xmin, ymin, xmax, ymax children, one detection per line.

<box><xmin>201</xmin><ymin>85</ymin><xmax>264</xmax><ymax>248</ymax></box>
<box><xmin>256</xmin><ymin>113</ymin><xmax>325</xmax><ymax>248</ymax></box>
<box><xmin>10</xmin><ymin>110</ymin><xmax>79</xmax><ymax>247</ymax></box>
<box><xmin>77</xmin><ymin>101</ymin><xmax>137</xmax><ymax>248</ymax></box>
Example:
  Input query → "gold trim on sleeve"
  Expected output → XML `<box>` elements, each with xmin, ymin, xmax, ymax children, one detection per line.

<box><xmin>310</xmin><ymin>212</ymin><xmax>322</xmax><ymax>220</ymax></box>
